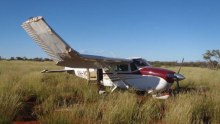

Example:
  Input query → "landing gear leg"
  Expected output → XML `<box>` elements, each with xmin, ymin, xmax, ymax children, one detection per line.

<box><xmin>97</xmin><ymin>69</ymin><xmax>105</xmax><ymax>94</ymax></box>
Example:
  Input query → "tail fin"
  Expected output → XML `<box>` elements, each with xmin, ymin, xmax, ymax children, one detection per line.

<box><xmin>21</xmin><ymin>16</ymin><xmax>79</xmax><ymax>63</ymax></box>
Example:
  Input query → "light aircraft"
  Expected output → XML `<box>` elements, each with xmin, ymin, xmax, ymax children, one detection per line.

<box><xmin>22</xmin><ymin>16</ymin><xmax>185</xmax><ymax>99</ymax></box>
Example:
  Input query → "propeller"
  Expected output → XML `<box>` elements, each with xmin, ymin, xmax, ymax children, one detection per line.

<box><xmin>176</xmin><ymin>58</ymin><xmax>184</xmax><ymax>93</ymax></box>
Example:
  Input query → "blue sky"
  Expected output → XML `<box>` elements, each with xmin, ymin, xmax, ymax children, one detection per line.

<box><xmin>0</xmin><ymin>0</ymin><xmax>220</xmax><ymax>61</ymax></box>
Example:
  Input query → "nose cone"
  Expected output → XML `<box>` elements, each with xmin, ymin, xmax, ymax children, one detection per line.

<box><xmin>174</xmin><ymin>73</ymin><xmax>185</xmax><ymax>80</ymax></box>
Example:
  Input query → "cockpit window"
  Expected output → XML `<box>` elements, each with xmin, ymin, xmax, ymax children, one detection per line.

<box><xmin>132</xmin><ymin>58</ymin><xmax>151</xmax><ymax>68</ymax></box>
<box><xmin>104</xmin><ymin>64</ymin><xmax>130</xmax><ymax>73</ymax></box>
<box><xmin>116</xmin><ymin>64</ymin><xmax>129</xmax><ymax>72</ymax></box>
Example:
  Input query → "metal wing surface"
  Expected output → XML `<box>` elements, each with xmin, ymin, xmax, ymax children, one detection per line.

<box><xmin>22</xmin><ymin>16</ymin><xmax>131</xmax><ymax>68</ymax></box>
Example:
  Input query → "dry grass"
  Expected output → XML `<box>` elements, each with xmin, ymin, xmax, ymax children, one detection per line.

<box><xmin>0</xmin><ymin>60</ymin><xmax>220</xmax><ymax>123</ymax></box>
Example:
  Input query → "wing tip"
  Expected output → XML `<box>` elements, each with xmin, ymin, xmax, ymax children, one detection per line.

<box><xmin>22</xmin><ymin>16</ymin><xmax>43</xmax><ymax>25</ymax></box>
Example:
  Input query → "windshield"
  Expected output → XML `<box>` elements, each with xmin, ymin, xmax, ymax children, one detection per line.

<box><xmin>132</xmin><ymin>58</ymin><xmax>151</xmax><ymax>68</ymax></box>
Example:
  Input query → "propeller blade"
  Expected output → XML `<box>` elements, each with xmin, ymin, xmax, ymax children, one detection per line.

<box><xmin>178</xmin><ymin>58</ymin><xmax>184</xmax><ymax>74</ymax></box>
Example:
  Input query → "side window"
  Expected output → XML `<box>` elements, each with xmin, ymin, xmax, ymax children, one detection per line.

<box><xmin>115</xmin><ymin>64</ymin><xmax>129</xmax><ymax>72</ymax></box>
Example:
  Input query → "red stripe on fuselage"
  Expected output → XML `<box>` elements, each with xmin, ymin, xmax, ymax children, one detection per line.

<box><xmin>139</xmin><ymin>67</ymin><xmax>175</xmax><ymax>83</ymax></box>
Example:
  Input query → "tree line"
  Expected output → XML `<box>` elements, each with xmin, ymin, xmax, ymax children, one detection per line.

<box><xmin>150</xmin><ymin>61</ymin><xmax>207</xmax><ymax>68</ymax></box>
<box><xmin>0</xmin><ymin>49</ymin><xmax>219</xmax><ymax>69</ymax></box>
<box><xmin>151</xmin><ymin>49</ymin><xmax>220</xmax><ymax>69</ymax></box>
<box><xmin>0</xmin><ymin>56</ymin><xmax>209</xmax><ymax>68</ymax></box>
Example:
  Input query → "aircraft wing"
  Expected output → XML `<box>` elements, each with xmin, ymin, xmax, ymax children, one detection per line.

<box><xmin>22</xmin><ymin>16</ymin><xmax>131</xmax><ymax>68</ymax></box>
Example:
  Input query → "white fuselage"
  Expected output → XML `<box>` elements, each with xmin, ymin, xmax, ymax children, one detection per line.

<box><xmin>66</xmin><ymin>67</ymin><xmax>172</xmax><ymax>93</ymax></box>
